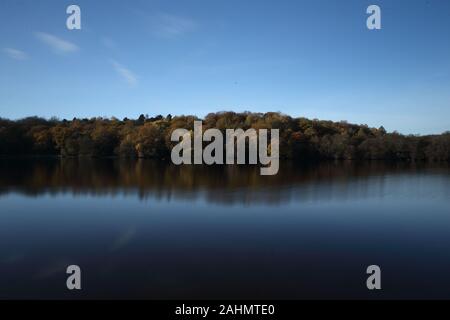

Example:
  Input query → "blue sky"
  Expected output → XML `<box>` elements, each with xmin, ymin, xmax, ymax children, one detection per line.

<box><xmin>1</xmin><ymin>0</ymin><xmax>449</xmax><ymax>134</ymax></box>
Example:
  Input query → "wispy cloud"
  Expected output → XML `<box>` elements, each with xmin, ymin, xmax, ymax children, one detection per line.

<box><xmin>110</xmin><ymin>60</ymin><xmax>138</xmax><ymax>86</ymax></box>
<box><xmin>35</xmin><ymin>32</ymin><xmax>79</xmax><ymax>53</ymax></box>
<box><xmin>3</xmin><ymin>47</ymin><xmax>28</xmax><ymax>60</ymax></box>
<box><xmin>109</xmin><ymin>226</ymin><xmax>137</xmax><ymax>252</ymax></box>
<box><xmin>101</xmin><ymin>37</ymin><xmax>117</xmax><ymax>49</ymax></box>
<box><xmin>150</xmin><ymin>13</ymin><xmax>197</xmax><ymax>38</ymax></box>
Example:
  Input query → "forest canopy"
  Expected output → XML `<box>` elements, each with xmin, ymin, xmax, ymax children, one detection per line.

<box><xmin>0</xmin><ymin>112</ymin><xmax>449</xmax><ymax>161</ymax></box>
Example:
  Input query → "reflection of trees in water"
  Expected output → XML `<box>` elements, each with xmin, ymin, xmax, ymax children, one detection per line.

<box><xmin>0</xmin><ymin>158</ymin><xmax>448</xmax><ymax>205</ymax></box>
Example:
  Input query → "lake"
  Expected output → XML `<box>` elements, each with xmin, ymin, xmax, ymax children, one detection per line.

<box><xmin>1</xmin><ymin>158</ymin><xmax>450</xmax><ymax>299</ymax></box>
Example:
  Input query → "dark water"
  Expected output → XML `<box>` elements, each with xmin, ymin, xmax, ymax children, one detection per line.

<box><xmin>1</xmin><ymin>158</ymin><xmax>450</xmax><ymax>299</ymax></box>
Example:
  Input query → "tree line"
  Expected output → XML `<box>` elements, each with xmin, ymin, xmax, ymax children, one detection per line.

<box><xmin>0</xmin><ymin>112</ymin><xmax>449</xmax><ymax>161</ymax></box>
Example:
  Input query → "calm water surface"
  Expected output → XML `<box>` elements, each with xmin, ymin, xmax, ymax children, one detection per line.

<box><xmin>1</xmin><ymin>159</ymin><xmax>450</xmax><ymax>299</ymax></box>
